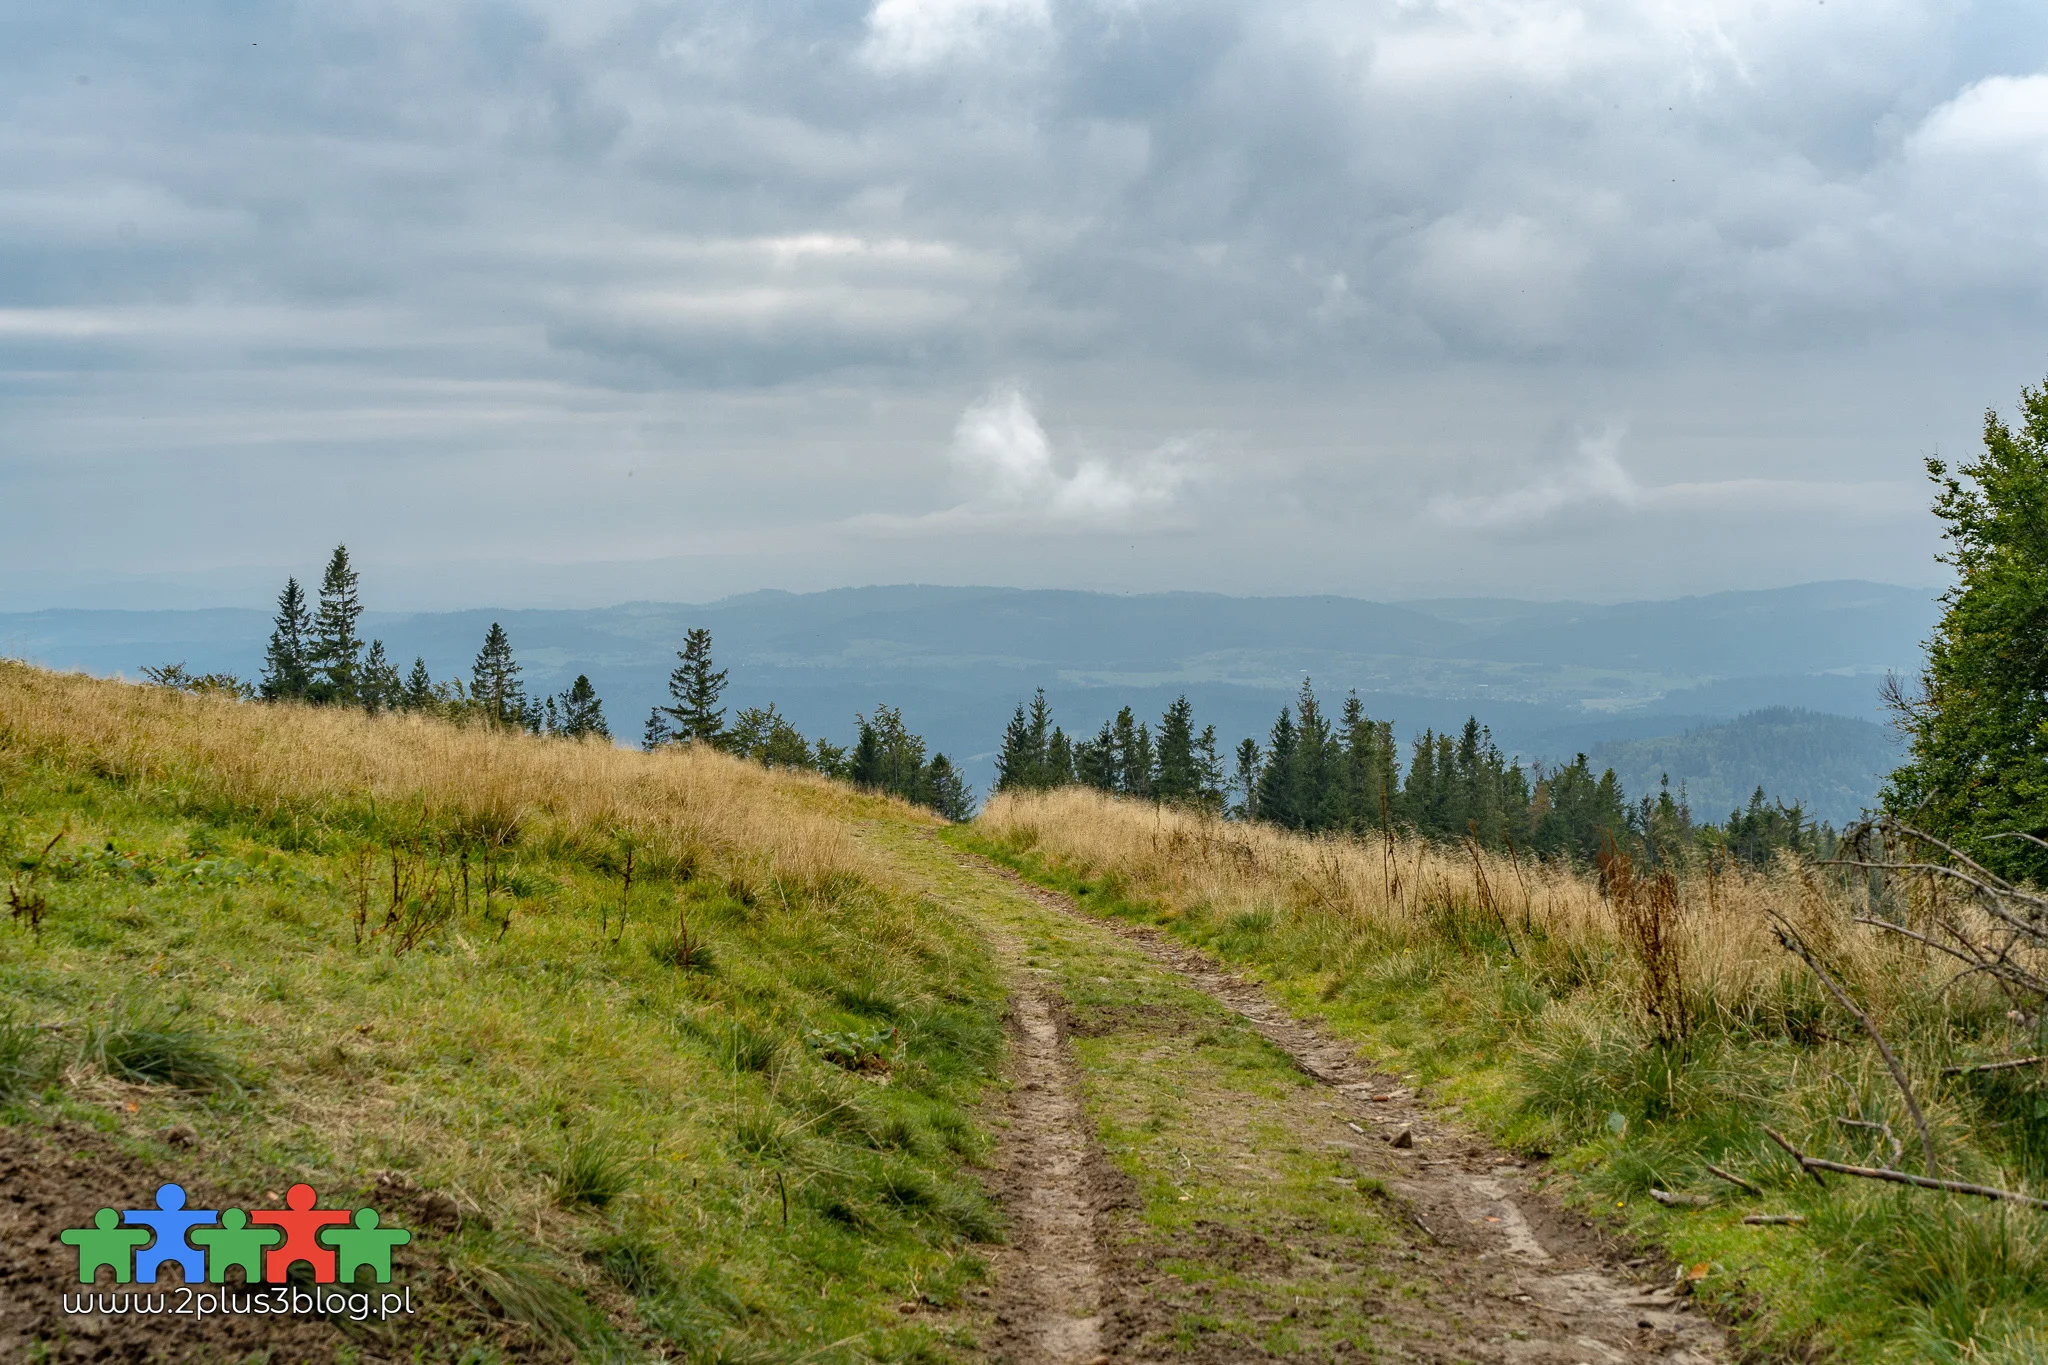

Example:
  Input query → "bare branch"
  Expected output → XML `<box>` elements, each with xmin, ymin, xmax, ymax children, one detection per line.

<box><xmin>1703</xmin><ymin>1162</ymin><xmax>1761</xmax><ymax>1196</ymax></box>
<box><xmin>1941</xmin><ymin>1054</ymin><xmax>2048</xmax><ymax>1078</ymax></box>
<box><xmin>1770</xmin><ymin>916</ymin><xmax>1939</xmax><ymax>1176</ymax></box>
<box><xmin>1741</xmin><ymin>1214</ymin><xmax>1807</xmax><ymax>1226</ymax></box>
<box><xmin>1763</xmin><ymin>1125</ymin><xmax>1827</xmax><ymax>1188</ymax></box>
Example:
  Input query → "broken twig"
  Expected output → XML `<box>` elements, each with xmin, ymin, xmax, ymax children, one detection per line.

<box><xmin>1649</xmin><ymin>1188</ymin><xmax>1714</xmax><ymax>1208</ymax></box>
<box><xmin>1703</xmin><ymin>1162</ymin><xmax>1761</xmax><ymax>1196</ymax></box>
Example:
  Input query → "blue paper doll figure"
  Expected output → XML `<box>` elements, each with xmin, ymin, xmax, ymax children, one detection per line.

<box><xmin>125</xmin><ymin>1183</ymin><xmax>218</xmax><ymax>1284</ymax></box>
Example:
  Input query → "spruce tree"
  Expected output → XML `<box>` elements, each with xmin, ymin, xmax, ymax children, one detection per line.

<box><xmin>1153</xmin><ymin>695</ymin><xmax>1200</xmax><ymax>804</ymax></box>
<box><xmin>360</xmin><ymin>639</ymin><xmax>402</xmax><ymax>713</ymax></box>
<box><xmin>1110</xmin><ymin>708</ymin><xmax>1153</xmax><ymax>797</ymax></box>
<box><xmin>850</xmin><ymin>718</ymin><xmax>883</xmax><ymax>789</ymax></box>
<box><xmin>642</xmin><ymin>707</ymin><xmax>673</xmax><ymax>751</ymax></box>
<box><xmin>1075</xmin><ymin>723</ymin><xmax>1117</xmax><ymax>791</ymax></box>
<box><xmin>1195</xmin><ymin>724</ymin><xmax>1224</xmax><ymax>810</ymax></box>
<box><xmin>1290</xmin><ymin>678</ymin><xmax>1340</xmax><ymax>831</ymax></box>
<box><xmin>556</xmin><ymin>674</ymin><xmax>609</xmax><ymax>740</ymax></box>
<box><xmin>660</xmin><ymin>628</ymin><xmax>729</xmax><ymax>744</ymax></box>
<box><xmin>403</xmin><ymin>657</ymin><xmax>435</xmax><ymax>711</ymax></box>
<box><xmin>307</xmin><ymin>546</ymin><xmax>365</xmax><ymax>705</ymax></box>
<box><xmin>470</xmin><ymin>622</ymin><xmax>525</xmax><ymax>727</ymax></box>
<box><xmin>994</xmin><ymin>702</ymin><xmax>1041</xmax><ymax>793</ymax></box>
<box><xmin>259</xmin><ymin>577</ymin><xmax>313</xmax><ymax>701</ymax></box>
<box><xmin>1232</xmin><ymin>738</ymin><xmax>1262</xmax><ymax>819</ymax></box>
<box><xmin>1048</xmin><ymin>726</ymin><xmax>1075</xmax><ymax>787</ymax></box>
<box><xmin>1256</xmin><ymin>710</ymin><xmax>1299</xmax><ymax>827</ymax></box>
<box><xmin>922</xmin><ymin>754</ymin><xmax>974</xmax><ymax>821</ymax></box>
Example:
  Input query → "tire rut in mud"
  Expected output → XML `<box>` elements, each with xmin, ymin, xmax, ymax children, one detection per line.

<box><xmin>975</xmin><ymin>942</ymin><xmax>1122</xmax><ymax>1365</ymax></box>
<box><xmin>958</xmin><ymin>848</ymin><xmax>1730</xmax><ymax>1365</ymax></box>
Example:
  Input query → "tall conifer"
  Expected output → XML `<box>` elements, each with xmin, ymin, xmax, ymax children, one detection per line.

<box><xmin>259</xmin><ymin>577</ymin><xmax>313</xmax><ymax>701</ymax></box>
<box><xmin>660</xmin><ymin>628</ymin><xmax>729</xmax><ymax>744</ymax></box>
<box><xmin>471</xmin><ymin>622</ymin><xmax>525</xmax><ymax>727</ymax></box>
<box><xmin>307</xmin><ymin>546</ymin><xmax>365</xmax><ymax>705</ymax></box>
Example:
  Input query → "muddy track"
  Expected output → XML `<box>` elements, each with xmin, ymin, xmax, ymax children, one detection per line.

<box><xmin>954</xmin><ymin>846</ymin><xmax>1729</xmax><ymax>1365</ymax></box>
<box><xmin>972</xmin><ymin>920</ymin><xmax>1122</xmax><ymax>1365</ymax></box>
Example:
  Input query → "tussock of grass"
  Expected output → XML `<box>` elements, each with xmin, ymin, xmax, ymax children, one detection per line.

<box><xmin>0</xmin><ymin>1012</ymin><xmax>53</xmax><ymax>1104</ymax></box>
<box><xmin>552</xmin><ymin>1130</ymin><xmax>643</xmax><ymax>1209</ymax></box>
<box><xmin>78</xmin><ymin>1010</ymin><xmax>246</xmax><ymax>1094</ymax></box>
<box><xmin>965</xmin><ymin>787</ymin><xmax>2048</xmax><ymax>1361</ymax></box>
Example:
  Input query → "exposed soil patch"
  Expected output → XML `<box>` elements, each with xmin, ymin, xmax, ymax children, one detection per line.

<box><xmin>971</xmin><ymin>947</ymin><xmax>1134</xmax><ymax>1365</ymax></box>
<box><xmin>0</xmin><ymin>1121</ymin><xmax>347</xmax><ymax>1364</ymax></box>
<box><xmin>958</xmin><ymin>849</ymin><xmax>1730</xmax><ymax>1365</ymax></box>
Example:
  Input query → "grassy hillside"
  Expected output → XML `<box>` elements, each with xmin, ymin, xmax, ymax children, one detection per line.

<box><xmin>963</xmin><ymin>788</ymin><xmax>2048</xmax><ymax>1364</ymax></box>
<box><xmin>1585</xmin><ymin>706</ymin><xmax>1901</xmax><ymax>826</ymax></box>
<box><xmin>0</xmin><ymin>662</ymin><xmax>1005</xmax><ymax>1362</ymax></box>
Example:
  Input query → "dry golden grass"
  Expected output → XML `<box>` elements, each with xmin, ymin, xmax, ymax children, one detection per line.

<box><xmin>0</xmin><ymin>661</ymin><xmax>929</xmax><ymax>892</ymax></box>
<box><xmin>976</xmin><ymin>787</ymin><xmax>1978</xmax><ymax>1035</ymax></box>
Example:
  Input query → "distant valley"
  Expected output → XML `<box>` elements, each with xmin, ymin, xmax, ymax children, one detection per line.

<box><xmin>0</xmin><ymin>580</ymin><xmax>1931</xmax><ymax>820</ymax></box>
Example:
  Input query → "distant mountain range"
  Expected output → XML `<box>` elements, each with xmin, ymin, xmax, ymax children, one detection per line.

<box><xmin>1587</xmin><ymin>708</ymin><xmax>1901</xmax><ymax>826</ymax></box>
<box><xmin>0</xmin><ymin>580</ymin><xmax>1933</xmax><ymax>814</ymax></box>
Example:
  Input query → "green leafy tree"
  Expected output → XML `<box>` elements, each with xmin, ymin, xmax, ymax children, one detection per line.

<box><xmin>470</xmin><ymin>622</ymin><xmax>525</xmax><ymax>727</ymax></box>
<box><xmin>661</xmin><ymin>628</ymin><xmax>729</xmax><ymax>745</ymax></box>
<box><xmin>1885</xmin><ymin>375</ymin><xmax>2048</xmax><ymax>881</ymax></box>
<box><xmin>307</xmin><ymin>546</ymin><xmax>365</xmax><ymax>705</ymax></box>
<box><xmin>259</xmin><ymin>577</ymin><xmax>313</xmax><ymax>701</ymax></box>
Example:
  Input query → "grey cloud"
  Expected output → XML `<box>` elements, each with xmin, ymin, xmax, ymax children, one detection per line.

<box><xmin>0</xmin><ymin>0</ymin><xmax>2038</xmax><ymax>603</ymax></box>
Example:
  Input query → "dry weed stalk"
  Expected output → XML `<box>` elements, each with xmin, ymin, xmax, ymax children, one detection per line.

<box><xmin>1599</xmin><ymin>841</ymin><xmax>1689</xmax><ymax>1044</ymax></box>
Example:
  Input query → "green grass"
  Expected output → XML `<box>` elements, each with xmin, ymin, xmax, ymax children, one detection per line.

<box><xmin>0</xmin><ymin>742</ymin><xmax>1007</xmax><ymax>1362</ymax></box>
<box><xmin>950</xmin><ymin>824</ymin><xmax>2048</xmax><ymax>1365</ymax></box>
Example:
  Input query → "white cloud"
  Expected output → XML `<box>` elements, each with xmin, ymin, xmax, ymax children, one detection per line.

<box><xmin>860</xmin><ymin>0</ymin><xmax>1051</xmax><ymax>72</ymax></box>
<box><xmin>1907</xmin><ymin>74</ymin><xmax>2048</xmax><ymax>164</ymax></box>
<box><xmin>851</xmin><ymin>384</ymin><xmax>1197</xmax><ymax>533</ymax></box>
<box><xmin>1430</xmin><ymin>427</ymin><xmax>1640</xmax><ymax>528</ymax></box>
<box><xmin>1429</xmin><ymin>425</ymin><xmax>1926</xmax><ymax>530</ymax></box>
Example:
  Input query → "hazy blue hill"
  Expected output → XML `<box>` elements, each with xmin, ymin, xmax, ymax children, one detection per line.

<box><xmin>1585</xmin><ymin>707</ymin><xmax>1903</xmax><ymax>827</ymax></box>
<box><xmin>1453</xmin><ymin>582</ymin><xmax>1931</xmax><ymax>675</ymax></box>
<box><xmin>0</xmin><ymin>581</ymin><xmax>1934</xmax><ymax>803</ymax></box>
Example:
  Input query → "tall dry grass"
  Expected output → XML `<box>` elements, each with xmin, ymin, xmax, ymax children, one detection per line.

<box><xmin>0</xmin><ymin>661</ymin><xmax>918</xmax><ymax>893</ymax></box>
<box><xmin>977</xmin><ymin>787</ymin><xmax>1982</xmax><ymax>1039</ymax></box>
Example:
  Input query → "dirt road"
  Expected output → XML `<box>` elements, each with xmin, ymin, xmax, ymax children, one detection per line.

<box><xmin>876</xmin><ymin>826</ymin><xmax>1728</xmax><ymax>1365</ymax></box>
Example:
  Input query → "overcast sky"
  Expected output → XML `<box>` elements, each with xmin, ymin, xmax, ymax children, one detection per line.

<box><xmin>4</xmin><ymin>0</ymin><xmax>2045</xmax><ymax>610</ymax></box>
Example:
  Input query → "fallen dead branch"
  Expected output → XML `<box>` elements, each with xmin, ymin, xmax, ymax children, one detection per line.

<box><xmin>1941</xmin><ymin>1054</ymin><xmax>2048</xmax><ymax>1077</ymax></box>
<box><xmin>1769</xmin><ymin>914</ymin><xmax>1937</xmax><ymax>1176</ymax></box>
<box><xmin>1763</xmin><ymin>1126</ymin><xmax>2048</xmax><ymax>1209</ymax></box>
<box><xmin>1704</xmin><ymin>1162</ymin><xmax>1761</xmax><ymax>1196</ymax></box>
<box><xmin>1649</xmin><ymin>1188</ymin><xmax>1713</xmax><ymax>1208</ymax></box>
<box><xmin>1742</xmin><ymin>1214</ymin><xmax>1806</xmax><ymax>1226</ymax></box>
